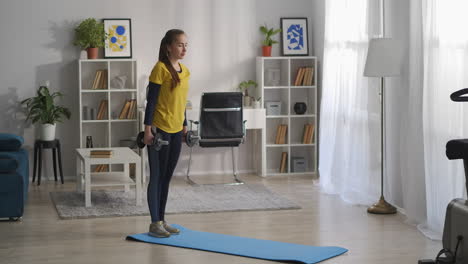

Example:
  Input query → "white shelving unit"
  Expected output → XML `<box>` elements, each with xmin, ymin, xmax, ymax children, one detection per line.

<box><xmin>78</xmin><ymin>59</ymin><xmax>140</xmax><ymax>178</ymax></box>
<box><xmin>256</xmin><ymin>56</ymin><xmax>318</xmax><ymax>176</ymax></box>
<box><xmin>78</xmin><ymin>59</ymin><xmax>139</xmax><ymax>149</ymax></box>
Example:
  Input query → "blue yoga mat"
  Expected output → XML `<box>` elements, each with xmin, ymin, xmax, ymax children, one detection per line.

<box><xmin>126</xmin><ymin>225</ymin><xmax>347</xmax><ymax>264</ymax></box>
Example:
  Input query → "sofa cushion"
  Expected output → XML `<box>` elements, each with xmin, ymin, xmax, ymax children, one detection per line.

<box><xmin>0</xmin><ymin>133</ymin><xmax>24</xmax><ymax>151</ymax></box>
<box><xmin>0</xmin><ymin>157</ymin><xmax>18</xmax><ymax>173</ymax></box>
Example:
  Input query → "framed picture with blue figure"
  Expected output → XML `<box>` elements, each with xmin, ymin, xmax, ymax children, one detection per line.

<box><xmin>280</xmin><ymin>17</ymin><xmax>309</xmax><ymax>56</ymax></box>
<box><xmin>103</xmin><ymin>18</ymin><xmax>132</xmax><ymax>58</ymax></box>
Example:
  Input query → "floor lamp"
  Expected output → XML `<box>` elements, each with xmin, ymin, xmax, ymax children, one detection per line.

<box><xmin>363</xmin><ymin>38</ymin><xmax>402</xmax><ymax>214</ymax></box>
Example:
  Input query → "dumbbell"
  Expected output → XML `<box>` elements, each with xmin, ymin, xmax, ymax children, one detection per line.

<box><xmin>185</xmin><ymin>130</ymin><xmax>199</xmax><ymax>147</ymax></box>
<box><xmin>136</xmin><ymin>128</ymin><xmax>169</xmax><ymax>151</ymax></box>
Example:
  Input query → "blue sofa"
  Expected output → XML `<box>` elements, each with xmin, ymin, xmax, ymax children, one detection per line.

<box><xmin>0</xmin><ymin>133</ymin><xmax>29</xmax><ymax>220</ymax></box>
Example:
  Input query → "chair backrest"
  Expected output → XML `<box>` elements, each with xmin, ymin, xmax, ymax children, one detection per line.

<box><xmin>198</xmin><ymin>92</ymin><xmax>243</xmax><ymax>147</ymax></box>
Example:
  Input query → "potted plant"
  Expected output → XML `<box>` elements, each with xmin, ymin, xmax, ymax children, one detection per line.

<box><xmin>21</xmin><ymin>84</ymin><xmax>71</xmax><ymax>141</ymax></box>
<box><xmin>73</xmin><ymin>18</ymin><xmax>106</xmax><ymax>59</ymax></box>
<box><xmin>238</xmin><ymin>80</ymin><xmax>258</xmax><ymax>107</ymax></box>
<box><xmin>259</xmin><ymin>25</ymin><xmax>281</xmax><ymax>57</ymax></box>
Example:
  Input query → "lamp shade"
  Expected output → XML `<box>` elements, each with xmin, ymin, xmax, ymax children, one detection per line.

<box><xmin>363</xmin><ymin>38</ymin><xmax>403</xmax><ymax>77</ymax></box>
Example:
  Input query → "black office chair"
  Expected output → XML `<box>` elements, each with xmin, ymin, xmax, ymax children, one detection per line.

<box><xmin>185</xmin><ymin>92</ymin><xmax>246</xmax><ymax>185</ymax></box>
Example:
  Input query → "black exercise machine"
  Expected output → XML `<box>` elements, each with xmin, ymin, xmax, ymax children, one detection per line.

<box><xmin>419</xmin><ymin>88</ymin><xmax>468</xmax><ymax>264</ymax></box>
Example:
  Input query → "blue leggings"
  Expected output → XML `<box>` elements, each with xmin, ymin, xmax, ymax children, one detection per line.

<box><xmin>147</xmin><ymin>128</ymin><xmax>182</xmax><ymax>222</ymax></box>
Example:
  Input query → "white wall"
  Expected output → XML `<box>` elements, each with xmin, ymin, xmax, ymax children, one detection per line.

<box><xmin>0</xmin><ymin>0</ymin><xmax>314</xmax><ymax>179</ymax></box>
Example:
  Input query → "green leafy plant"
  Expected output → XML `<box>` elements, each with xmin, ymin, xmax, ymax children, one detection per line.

<box><xmin>238</xmin><ymin>80</ymin><xmax>258</xmax><ymax>97</ymax></box>
<box><xmin>73</xmin><ymin>18</ymin><xmax>106</xmax><ymax>49</ymax></box>
<box><xmin>259</xmin><ymin>25</ymin><xmax>281</xmax><ymax>46</ymax></box>
<box><xmin>21</xmin><ymin>86</ymin><xmax>71</xmax><ymax>124</ymax></box>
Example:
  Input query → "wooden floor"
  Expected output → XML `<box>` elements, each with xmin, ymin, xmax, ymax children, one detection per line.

<box><xmin>0</xmin><ymin>174</ymin><xmax>441</xmax><ymax>264</ymax></box>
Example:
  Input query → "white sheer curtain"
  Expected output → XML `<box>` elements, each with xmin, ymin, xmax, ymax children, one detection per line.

<box><xmin>319</xmin><ymin>0</ymin><xmax>382</xmax><ymax>204</ymax></box>
<box><xmin>420</xmin><ymin>0</ymin><xmax>468</xmax><ymax>238</ymax></box>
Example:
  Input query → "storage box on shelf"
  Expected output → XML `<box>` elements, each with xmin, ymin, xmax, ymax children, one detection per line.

<box><xmin>256</xmin><ymin>56</ymin><xmax>317</xmax><ymax>176</ymax></box>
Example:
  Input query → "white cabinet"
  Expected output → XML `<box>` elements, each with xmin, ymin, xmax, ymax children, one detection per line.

<box><xmin>78</xmin><ymin>59</ymin><xmax>139</xmax><ymax>150</ymax></box>
<box><xmin>256</xmin><ymin>56</ymin><xmax>317</xmax><ymax>176</ymax></box>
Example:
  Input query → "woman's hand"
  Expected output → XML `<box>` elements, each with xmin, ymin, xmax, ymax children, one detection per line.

<box><xmin>182</xmin><ymin>126</ymin><xmax>188</xmax><ymax>142</ymax></box>
<box><xmin>144</xmin><ymin>126</ymin><xmax>154</xmax><ymax>145</ymax></box>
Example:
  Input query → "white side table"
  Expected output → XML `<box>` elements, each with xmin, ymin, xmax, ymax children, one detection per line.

<box><xmin>75</xmin><ymin>147</ymin><xmax>142</xmax><ymax>207</ymax></box>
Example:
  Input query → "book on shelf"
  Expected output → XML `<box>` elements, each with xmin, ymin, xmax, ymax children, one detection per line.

<box><xmin>292</xmin><ymin>67</ymin><xmax>314</xmax><ymax>86</ymax></box>
<box><xmin>126</xmin><ymin>99</ymin><xmax>136</xmax><ymax>119</ymax></box>
<box><xmin>118</xmin><ymin>100</ymin><xmax>130</xmax><ymax>119</ymax></box>
<box><xmin>275</xmin><ymin>124</ymin><xmax>288</xmax><ymax>144</ymax></box>
<box><xmin>93</xmin><ymin>164</ymin><xmax>109</xmax><ymax>172</ymax></box>
<box><xmin>302</xmin><ymin>124</ymin><xmax>315</xmax><ymax>144</ymax></box>
<box><xmin>279</xmin><ymin>151</ymin><xmax>288</xmax><ymax>173</ymax></box>
<box><xmin>90</xmin><ymin>154</ymin><xmax>112</xmax><ymax>158</ymax></box>
<box><xmin>275</xmin><ymin>124</ymin><xmax>282</xmax><ymax>144</ymax></box>
<box><xmin>280</xmin><ymin>124</ymin><xmax>287</xmax><ymax>144</ymax></box>
<box><xmin>91</xmin><ymin>70</ymin><xmax>101</xmax><ymax>89</ymax></box>
<box><xmin>118</xmin><ymin>99</ymin><xmax>137</xmax><ymax>119</ymax></box>
<box><xmin>96</xmin><ymin>99</ymin><xmax>108</xmax><ymax>120</ymax></box>
<box><xmin>305</xmin><ymin>67</ymin><xmax>314</xmax><ymax>86</ymax></box>
<box><xmin>308</xmin><ymin>124</ymin><xmax>315</xmax><ymax>143</ymax></box>
<box><xmin>90</xmin><ymin>149</ymin><xmax>113</xmax><ymax>158</ymax></box>
<box><xmin>302</xmin><ymin>67</ymin><xmax>309</xmax><ymax>86</ymax></box>
<box><xmin>91</xmin><ymin>70</ymin><xmax>108</xmax><ymax>89</ymax></box>
<box><xmin>90</xmin><ymin>150</ymin><xmax>113</xmax><ymax>155</ymax></box>
<box><xmin>293</xmin><ymin>67</ymin><xmax>303</xmax><ymax>86</ymax></box>
<box><xmin>302</xmin><ymin>124</ymin><xmax>309</xmax><ymax>144</ymax></box>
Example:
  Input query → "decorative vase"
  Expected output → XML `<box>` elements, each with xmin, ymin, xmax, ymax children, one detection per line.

<box><xmin>262</xmin><ymin>46</ymin><xmax>272</xmax><ymax>57</ymax></box>
<box><xmin>87</xmin><ymin>47</ymin><xmax>98</xmax><ymax>59</ymax></box>
<box><xmin>243</xmin><ymin>95</ymin><xmax>252</xmax><ymax>107</ymax></box>
<box><xmin>294</xmin><ymin>102</ymin><xmax>307</xmax><ymax>115</ymax></box>
<box><xmin>40</xmin><ymin>123</ymin><xmax>56</xmax><ymax>141</ymax></box>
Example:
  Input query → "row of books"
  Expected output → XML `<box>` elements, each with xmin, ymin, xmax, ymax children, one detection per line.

<box><xmin>293</xmin><ymin>67</ymin><xmax>314</xmax><ymax>86</ymax></box>
<box><xmin>90</xmin><ymin>149</ymin><xmax>113</xmax><ymax>158</ymax></box>
<box><xmin>118</xmin><ymin>99</ymin><xmax>137</xmax><ymax>119</ymax></box>
<box><xmin>91</xmin><ymin>99</ymin><xmax>137</xmax><ymax>120</ymax></box>
<box><xmin>91</xmin><ymin>70</ymin><xmax>108</xmax><ymax>89</ymax></box>
<box><xmin>302</xmin><ymin>124</ymin><xmax>315</xmax><ymax>144</ymax></box>
<box><xmin>93</xmin><ymin>164</ymin><xmax>109</xmax><ymax>172</ymax></box>
<box><xmin>275</xmin><ymin>124</ymin><xmax>288</xmax><ymax>144</ymax></box>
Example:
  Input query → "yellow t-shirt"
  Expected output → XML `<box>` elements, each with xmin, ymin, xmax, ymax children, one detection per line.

<box><xmin>148</xmin><ymin>61</ymin><xmax>190</xmax><ymax>133</ymax></box>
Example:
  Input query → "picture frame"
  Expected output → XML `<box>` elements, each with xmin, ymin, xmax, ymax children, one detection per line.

<box><xmin>280</xmin><ymin>17</ymin><xmax>309</xmax><ymax>56</ymax></box>
<box><xmin>103</xmin><ymin>18</ymin><xmax>132</xmax><ymax>59</ymax></box>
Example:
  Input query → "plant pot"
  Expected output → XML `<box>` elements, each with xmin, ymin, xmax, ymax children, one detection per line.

<box><xmin>262</xmin><ymin>46</ymin><xmax>272</xmax><ymax>57</ymax></box>
<box><xmin>253</xmin><ymin>101</ymin><xmax>261</xmax><ymax>109</ymax></box>
<box><xmin>40</xmin><ymin>123</ymin><xmax>56</xmax><ymax>141</ymax></box>
<box><xmin>87</xmin><ymin>47</ymin><xmax>98</xmax><ymax>59</ymax></box>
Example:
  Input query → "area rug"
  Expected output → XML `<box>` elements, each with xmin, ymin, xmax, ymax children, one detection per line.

<box><xmin>127</xmin><ymin>225</ymin><xmax>348</xmax><ymax>264</ymax></box>
<box><xmin>50</xmin><ymin>184</ymin><xmax>301</xmax><ymax>219</ymax></box>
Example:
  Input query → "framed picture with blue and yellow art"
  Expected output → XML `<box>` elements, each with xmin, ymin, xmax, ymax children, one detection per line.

<box><xmin>280</xmin><ymin>17</ymin><xmax>309</xmax><ymax>56</ymax></box>
<box><xmin>103</xmin><ymin>18</ymin><xmax>132</xmax><ymax>58</ymax></box>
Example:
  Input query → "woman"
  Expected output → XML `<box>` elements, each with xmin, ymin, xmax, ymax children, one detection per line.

<box><xmin>143</xmin><ymin>29</ymin><xmax>189</xmax><ymax>237</ymax></box>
